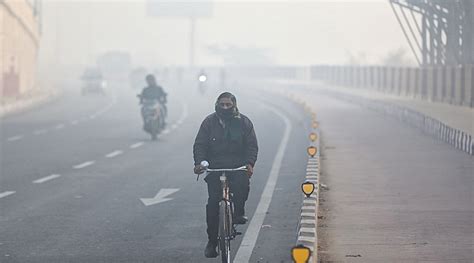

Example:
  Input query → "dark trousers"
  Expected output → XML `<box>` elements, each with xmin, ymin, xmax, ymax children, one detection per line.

<box><xmin>205</xmin><ymin>171</ymin><xmax>250</xmax><ymax>242</ymax></box>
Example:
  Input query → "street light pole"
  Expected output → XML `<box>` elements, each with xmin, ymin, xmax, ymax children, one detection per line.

<box><xmin>189</xmin><ymin>16</ymin><xmax>196</xmax><ymax>67</ymax></box>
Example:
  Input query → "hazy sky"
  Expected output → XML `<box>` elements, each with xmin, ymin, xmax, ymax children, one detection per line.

<box><xmin>39</xmin><ymin>0</ymin><xmax>414</xmax><ymax>67</ymax></box>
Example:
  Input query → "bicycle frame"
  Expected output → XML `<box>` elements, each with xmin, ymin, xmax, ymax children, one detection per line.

<box><xmin>204</xmin><ymin>165</ymin><xmax>246</xmax><ymax>263</ymax></box>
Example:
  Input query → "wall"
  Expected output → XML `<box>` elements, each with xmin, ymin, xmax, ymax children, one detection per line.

<box><xmin>0</xmin><ymin>0</ymin><xmax>40</xmax><ymax>98</ymax></box>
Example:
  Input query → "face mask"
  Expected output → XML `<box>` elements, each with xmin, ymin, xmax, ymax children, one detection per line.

<box><xmin>215</xmin><ymin>105</ymin><xmax>234</xmax><ymax>119</ymax></box>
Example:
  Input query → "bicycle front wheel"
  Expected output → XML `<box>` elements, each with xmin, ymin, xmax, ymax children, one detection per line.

<box><xmin>218</xmin><ymin>200</ymin><xmax>231</xmax><ymax>263</ymax></box>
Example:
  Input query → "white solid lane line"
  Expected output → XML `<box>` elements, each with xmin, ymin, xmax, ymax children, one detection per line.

<box><xmin>7</xmin><ymin>135</ymin><xmax>24</xmax><ymax>142</ymax></box>
<box><xmin>130</xmin><ymin>142</ymin><xmax>144</xmax><ymax>149</ymax></box>
<box><xmin>234</xmin><ymin>104</ymin><xmax>292</xmax><ymax>263</ymax></box>
<box><xmin>33</xmin><ymin>174</ymin><xmax>61</xmax><ymax>184</ymax></box>
<box><xmin>105</xmin><ymin>150</ymin><xmax>123</xmax><ymax>158</ymax></box>
<box><xmin>70</xmin><ymin>120</ymin><xmax>79</xmax><ymax>125</ymax></box>
<box><xmin>0</xmin><ymin>191</ymin><xmax>16</xmax><ymax>199</ymax></box>
<box><xmin>73</xmin><ymin>161</ymin><xmax>95</xmax><ymax>169</ymax></box>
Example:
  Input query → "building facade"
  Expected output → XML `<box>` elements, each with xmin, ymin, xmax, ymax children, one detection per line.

<box><xmin>0</xmin><ymin>0</ymin><xmax>41</xmax><ymax>98</ymax></box>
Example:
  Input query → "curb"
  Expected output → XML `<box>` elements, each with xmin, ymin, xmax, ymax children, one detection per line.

<box><xmin>0</xmin><ymin>89</ymin><xmax>61</xmax><ymax>118</ymax></box>
<box><xmin>263</xmin><ymin>87</ymin><xmax>322</xmax><ymax>262</ymax></box>
<box><xmin>296</xmin><ymin>152</ymin><xmax>320</xmax><ymax>263</ymax></box>
<box><xmin>267</xmin><ymin>88</ymin><xmax>320</xmax><ymax>262</ymax></box>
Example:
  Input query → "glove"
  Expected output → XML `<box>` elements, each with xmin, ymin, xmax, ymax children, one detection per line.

<box><xmin>194</xmin><ymin>164</ymin><xmax>205</xmax><ymax>175</ymax></box>
<box><xmin>246</xmin><ymin>164</ymin><xmax>254</xmax><ymax>178</ymax></box>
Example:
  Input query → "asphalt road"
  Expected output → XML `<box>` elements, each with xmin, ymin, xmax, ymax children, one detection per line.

<box><xmin>0</xmin><ymin>83</ymin><xmax>310</xmax><ymax>263</ymax></box>
<box><xmin>4</xmin><ymin>80</ymin><xmax>469</xmax><ymax>263</ymax></box>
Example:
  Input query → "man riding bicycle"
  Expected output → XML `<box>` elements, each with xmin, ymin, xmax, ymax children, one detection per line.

<box><xmin>193</xmin><ymin>92</ymin><xmax>258</xmax><ymax>258</ymax></box>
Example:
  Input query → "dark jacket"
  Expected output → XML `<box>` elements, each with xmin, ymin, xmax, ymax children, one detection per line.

<box><xmin>141</xmin><ymin>85</ymin><xmax>167</xmax><ymax>103</ymax></box>
<box><xmin>193</xmin><ymin>113</ymin><xmax>258</xmax><ymax>169</ymax></box>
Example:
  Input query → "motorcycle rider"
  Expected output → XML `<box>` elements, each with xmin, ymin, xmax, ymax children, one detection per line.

<box><xmin>193</xmin><ymin>92</ymin><xmax>258</xmax><ymax>258</ymax></box>
<box><xmin>139</xmin><ymin>74</ymin><xmax>167</xmax><ymax>128</ymax></box>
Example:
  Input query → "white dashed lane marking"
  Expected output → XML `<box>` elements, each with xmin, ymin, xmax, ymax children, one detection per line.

<box><xmin>33</xmin><ymin>174</ymin><xmax>61</xmax><ymax>184</ymax></box>
<box><xmin>105</xmin><ymin>150</ymin><xmax>123</xmax><ymax>158</ymax></box>
<box><xmin>33</xmin><ymin>129</ymin><xmax>48</xmax><ymax>135</ymax></box>
<box><xmin>130</xmin><ymin>142</ymin><xmax>144</xmax><ymax>149</ymax></box>
<box><xmin>7</xmin><ymin>135</ymin><xmax>23</xmax><ymax>142</ymax></box>
<box><xmin>55</xmin><ymin>124</ymin><xmax>65</xmax><ymax>129</ymax></box>
<box><xmin>73</xmin><ymin>161</ymin><xmax>95</xmax><ymax>169</ymax></box>
<box><xmin>0</xmin><ymin>191</ymin><xmax>16</xmax><ymax>199</ymax></box>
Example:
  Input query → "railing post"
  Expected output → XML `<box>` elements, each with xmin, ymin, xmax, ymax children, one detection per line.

<box><xmin>463</xmin><ymin>64</ymin><xmax>473</xmax><ymax>107</ymax></box>
<box><xmin>416</xmin><ymin>67</ymin><xmax>423</xmax><ymax>99</ymax></box>
<box><xmin>454</xmin><ymin>66</ymin><xmax>463</xmax><ymax>105</ymax></box>
<box><xmin>445</xmin><ymin>66</ymin><xmax>454</xmax><ymax>103</ymax></box>
<box><xmin>408</xmin><ymin>67</ymin><xmax>416</xmax><ymax>98</ymax></box>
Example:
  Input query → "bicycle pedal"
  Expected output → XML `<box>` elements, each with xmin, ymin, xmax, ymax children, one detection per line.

<box><xmin>235</xmin><ymin>231</ymin><xmax>242</xmax><ymax>235</ymax></box>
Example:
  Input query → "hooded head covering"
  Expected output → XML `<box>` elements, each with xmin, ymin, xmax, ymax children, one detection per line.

<box><xmin>215</xmin><ymin>92</ymin><xmax>242</xmax><ymax>142</ymax></box>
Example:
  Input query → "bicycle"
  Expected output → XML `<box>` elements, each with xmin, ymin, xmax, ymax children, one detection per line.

<box><xmin>200</xmin><ymin>161</ymin><xmax>247</xmax><ymax>263</ymax></box>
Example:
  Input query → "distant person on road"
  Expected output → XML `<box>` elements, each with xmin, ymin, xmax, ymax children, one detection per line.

<box><xmin>193</xmin><ymin>92</ymin><xmax>258</xmax><ymax>258</ymax></box>
<box><xmin>139</xmin><ymin>74</ymin><xmax>168</xmax><ymax>118</ymax></box>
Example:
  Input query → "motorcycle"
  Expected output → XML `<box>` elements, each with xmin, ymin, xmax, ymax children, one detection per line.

<box><xmin>138</xmin><ymin>95</ymin><xmax>165</xmax><ymax>140</ymax></box>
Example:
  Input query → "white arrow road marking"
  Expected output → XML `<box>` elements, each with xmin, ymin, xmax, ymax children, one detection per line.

<box><xmin>130</xmin><ymin>142</ymin><xmax>144</xmax><ymax>149</ymax></box>
<box><xmin>33</xmin><ymin>174</ymin><xmax>61</xmax><ymax>184</ymax></box>
<box><xmin>0</xmin><ymin>191</ymin><xmax>16</xmax><ymax>199</ymax></box>
<box><xmin>105</xmin><ymin>150</ymin><xmax>123</xmax><ymax>158</ymax></box>
<box><xmin>140</xmin><ymin>188</ymin><xmax>180</xmax><ymax>206</ymax></box>
<box><xmin>7</xmin><ymin>135</ymin><xmax>23</xmax><ymax>142</ymax></box>
<box><xmin>73</xmin><ymin>161</ymin><xmax>95</xmax><ymax>169</ymax></box>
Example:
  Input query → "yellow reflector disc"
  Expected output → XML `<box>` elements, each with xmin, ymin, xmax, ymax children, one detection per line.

<box><xmin>307</xmin><ymin>146</ymin><xmax>317</xmax><ymax>157</ymax></box>
<box><xmin>302</xmin><ymin>182</ymin><xmax>315</xmax><ymax>197</ymax></box>
<box><xmin>292</xmin><ymin>245</ymin><xmax>311</xmax><ymax>263</ymax></box>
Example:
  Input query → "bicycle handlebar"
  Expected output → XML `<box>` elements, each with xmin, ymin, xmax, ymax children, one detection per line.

<box><xmin>196</xmin><ymin>161</ymin><xmax>247</xmax><ymax>181</ymax></box>
<box><xmin>205</xmin><ymin>166</ymin><xmax>247</xmax><ymax>172</ymax></box>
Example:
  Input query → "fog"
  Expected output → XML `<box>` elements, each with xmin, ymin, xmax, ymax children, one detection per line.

<box><xmin>39</xmin><ymin>0</ymin><xmax>413</xmax><ymax>72</ymax></box>
<box><xmin>2</xmin><ymin>2</ymin><xmax>472</xmax><ymax>262</ymax></box>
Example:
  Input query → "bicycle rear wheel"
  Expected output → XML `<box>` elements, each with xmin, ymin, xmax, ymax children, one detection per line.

<box><xmin>218</xmin><ymin>200</ymin><xmax>231</xmax><ymax>263</ymax></box>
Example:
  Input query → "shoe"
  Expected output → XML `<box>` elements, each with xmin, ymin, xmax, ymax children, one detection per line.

<box><xmin>233</xmin><ymin>215</ymin><xmax>248</xmax><ymax>225</ymax></box>
<box><xmin>204</xmin><ymin>241</ymin><xmax>218</xmax><ymax>258</ymax></box>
